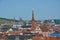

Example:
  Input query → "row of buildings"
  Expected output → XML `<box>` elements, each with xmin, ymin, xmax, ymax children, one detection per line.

<box><xmin>0</xmin><ymin>10</ymin><xmax>60</xmax><ymax>40</ymax></box>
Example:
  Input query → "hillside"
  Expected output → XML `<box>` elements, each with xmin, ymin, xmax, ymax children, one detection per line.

<box><xmin>0</xmin><ymin>17</ymin><xmax>60</xmax><ymax>24</ymax></box>
<box><xmin>0</xmin><ymin>17</ymin><xmax>19</xmax><ymax>22</ymax></box>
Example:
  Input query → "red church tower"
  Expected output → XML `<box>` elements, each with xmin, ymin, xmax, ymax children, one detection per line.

<box><xmin>30</xmin><ymin>10</ymin><xmax>42</xmax><ymax>34</ymax></box>
<box><xmin>31</xmin><ymin>10</ymin><xmax>37</xmax><ymax>31</ymax></box>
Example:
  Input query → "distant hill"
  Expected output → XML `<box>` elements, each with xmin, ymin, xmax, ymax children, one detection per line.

<box><xmin>0</xmin><ymin>17</ymin><xmax>19</xmax><ymax>22</ymax></box>
<box><xmin>0</xmin><ymin>17</ymin><xmax>60</xmax><ymax>24</ymax></box>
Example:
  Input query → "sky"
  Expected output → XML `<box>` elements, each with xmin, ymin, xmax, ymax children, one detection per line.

<box><xmin>0</xmin><ymin>0</ymin><xmax>60</xmax><ymax>20</ymax></box>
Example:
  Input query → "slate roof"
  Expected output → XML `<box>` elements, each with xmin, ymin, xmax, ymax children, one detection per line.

<box><xmin>50</xmin><ymin>32</ymin><xmax>60</xmax><ymax>36</ymax></box>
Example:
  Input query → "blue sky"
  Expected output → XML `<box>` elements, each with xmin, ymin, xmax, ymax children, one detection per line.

<box><xmin>0</xmin><ymin>0</ymin><xmax>60</xmax><ymax>20</ymax></box>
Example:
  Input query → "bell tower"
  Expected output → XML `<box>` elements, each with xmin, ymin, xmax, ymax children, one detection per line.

<box><xmin>31</xmin><ymin>9</ymin><xmax>37</xmax><ymax>31</ymax></box>
<box><xmin>31</xmin><ymin>9</ymin><xmax>42</xmax><ymax>34</ymax></box>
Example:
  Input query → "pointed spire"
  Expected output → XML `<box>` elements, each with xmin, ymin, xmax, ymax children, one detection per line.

<box><xmin>19</xmin><ymin>17</ymin><xmax>23</xmax><ymax>21</ymax></box>
<box><xmin>31</xmin><ymin>9</ymin><xmax>37</xmax><ymax>31</ymax></box>
<box><xmin>32</xmin><ymin>9</ymin><xmax>36</xmax><ymax>27</ymax></box>
<box><xmin>32</xmin><ymin>9</ymin><xmax>35</xmax><ymax>21</ymax></box>
<box><xmin>13</xmin><ymin>17</ymin><xmax>16</xmax><ymax>24</ymax></box>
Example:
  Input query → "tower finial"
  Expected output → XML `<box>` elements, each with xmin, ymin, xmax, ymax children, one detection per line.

<box><xmin>32</xmin><ymin>8</ymin><xmax>34</xmax><ymax>10</ymax></box>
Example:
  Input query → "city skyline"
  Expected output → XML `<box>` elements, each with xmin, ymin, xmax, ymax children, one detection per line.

<box><xmin>0</xmin><ymin>0</ymin><xmax>60</xmax><ymax>20</ymax></box>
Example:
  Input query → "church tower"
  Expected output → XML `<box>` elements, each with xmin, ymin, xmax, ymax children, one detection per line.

<box><xmin>31</xmin><ymin>9</ymin><xmax>42</xmax><ymax>34</ymax></box>
<box><xmin>31</xmin><ymin>9</ymin><xmax>37</xmax><ymax>31</ymax></box>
